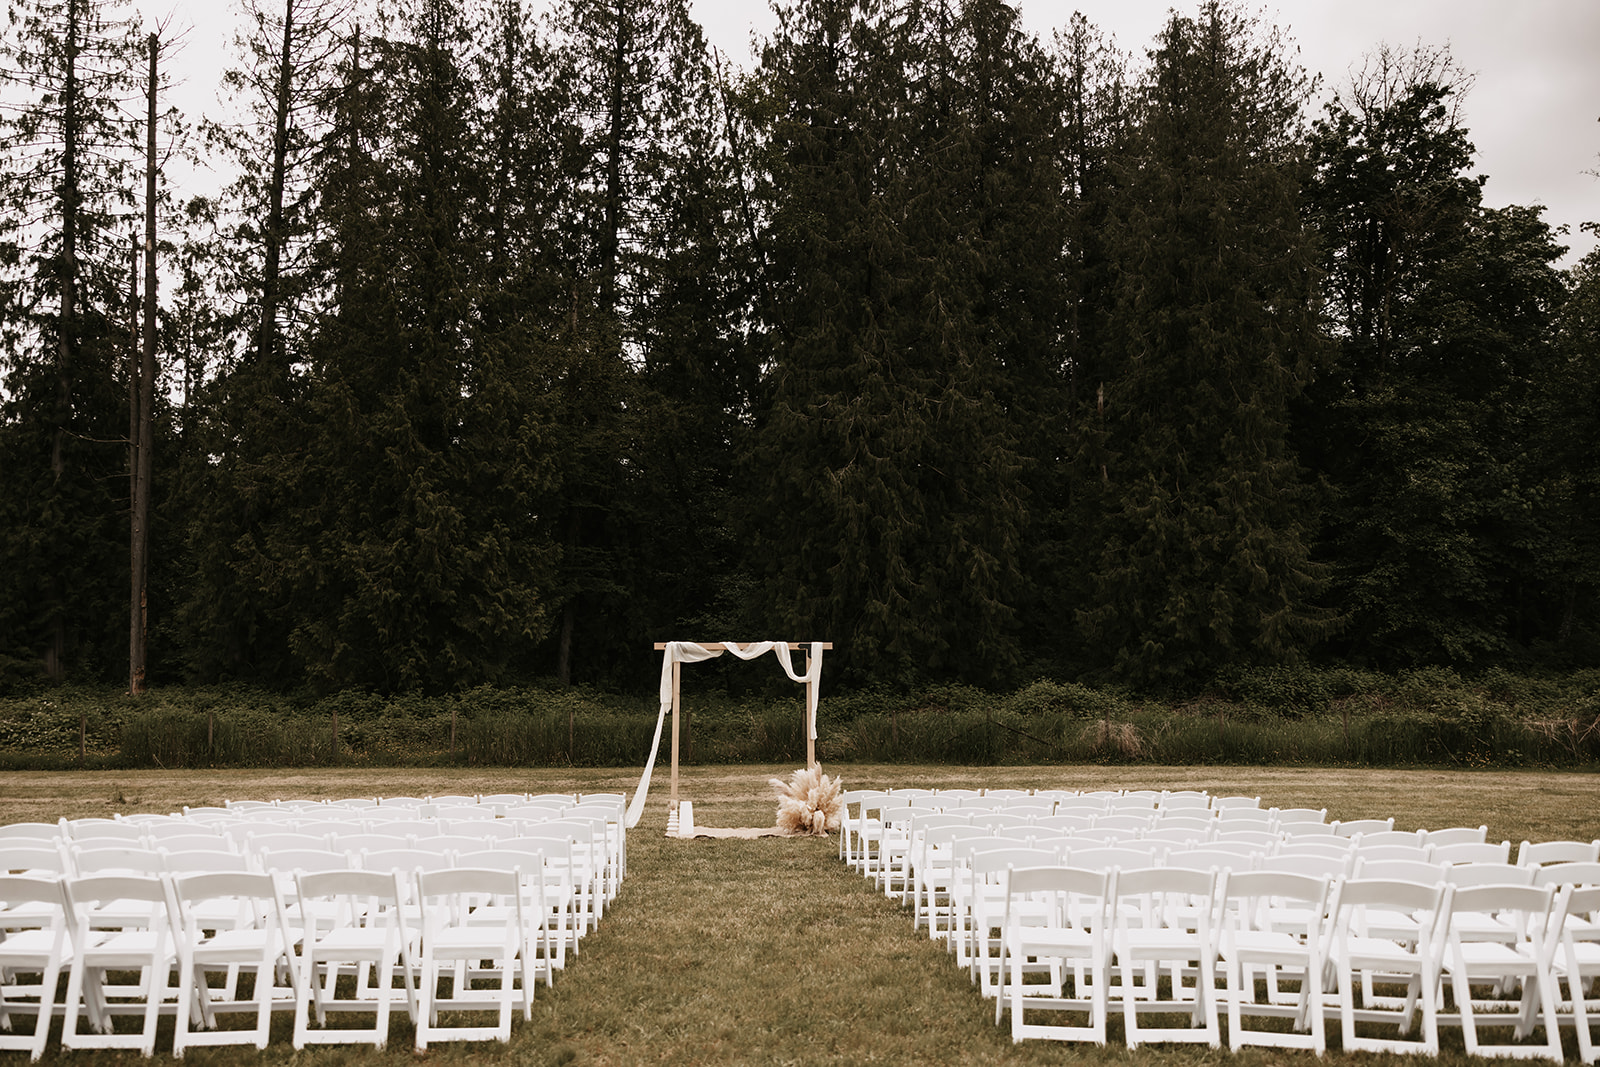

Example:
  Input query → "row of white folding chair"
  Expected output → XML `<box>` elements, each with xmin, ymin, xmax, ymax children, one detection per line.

<box><xmin>6</xmin><ymin>829</ymin><xmax>614</xmax><ymax>938</ymax></box>
<box><xmin>926</xmin><ymin>838</ymin><xmax>1600</xmax><ymax>1018</ymax></box>
<box><xmin>220</xmin><ymin>792</ymin><xmax>577</xmax><ymax>812</ymax></box>
<box><xmin>990</xmin><ymin>865</ymin><xmax>1594</xmax><ymax>1058</ymax></box>
<box><xmin>25</xmin><ymin>844</ymin><xmax>581</xmax><ymax>966</ymax></box>
<box><xmin>7</xmin><ymin>817</ymin><xmax>580</xmax><ymax>858</ymax></box>
<box><xmin>838</xmin><ymin>788</ymin><xmax>1221</xmax><ymax>869</ymax></box>
<box><xmin>0</xmin><ymin>864</ymin><xmax>548</xmax><ymax>1059</ymax></box>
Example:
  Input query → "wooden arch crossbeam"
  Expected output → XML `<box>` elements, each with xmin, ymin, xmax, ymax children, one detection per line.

<box><xmin>623</xmin><ymin>642</ymin><xmax>831</xmax><ymax>829</ymax></box>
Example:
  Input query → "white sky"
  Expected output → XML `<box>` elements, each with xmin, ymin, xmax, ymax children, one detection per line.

<box><xmin>157</xmin><ymin>0</ymin><xmax>1600</xmax><ymax>266</ymax></box>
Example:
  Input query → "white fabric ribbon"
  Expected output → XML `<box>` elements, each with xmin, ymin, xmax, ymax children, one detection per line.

<box><xmin>623</xmin><ymin>641</ymin><xmax>825</xmax><ymax>829</ymax></box>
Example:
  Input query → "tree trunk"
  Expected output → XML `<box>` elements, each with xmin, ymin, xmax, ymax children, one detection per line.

<box><xmin>49</xmin><ymin>0</ymin><xmax>84</xmax><ymax>683</ymax></box>
<box><xmin>256</xmin><ymin>0</ymin><xmax>294</xmax><ymax>371</ymax></box>
<box><xmin>129</xmin><ymin>32</ymin><xmax>157</xmax><ymax>696</ymax></box>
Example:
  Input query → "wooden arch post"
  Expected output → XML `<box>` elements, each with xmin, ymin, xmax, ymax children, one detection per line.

<box><xmin>653</xmin><ymin>642</ymin><xmax>832</xmax><ymax>809</ymax></box>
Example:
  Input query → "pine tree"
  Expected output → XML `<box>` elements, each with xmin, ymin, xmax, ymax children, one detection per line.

<box><xmin>1302</xmin><ymin>46</ymin><xmax>1570</xmax><ymax>666</ymax></box>
<box><xmin>234</xmin><ymin>0</ymin><xmax>563</xmax><ymax>692</ymax></box>
<box><xmin>541</xmin><ymin>0</ymin><xmax>748</xmax><ymax>685</ymax></box>
<box><xmin>175</xmin><ymin>0</ymin><xmax>354</xmax><ymax>680</ymax></box>
<box><xmin>742</xmin><ymin>0</ymin><xmax>1063</xmax><ymax>684</ymax></box>
<box><xmin>1544</xmin><ymin>233</ymin><xmax>1600</xmax><ymax>658</ymax></box>
<box><xmin>1078</xmin><ymin>1</ymin><xmax>1332</xmax><ymax>682</ymax></box>
<box><xmin>0</xmin><ymin>0</ymin><xmax>142</xmax><ymax>684</ymax></box>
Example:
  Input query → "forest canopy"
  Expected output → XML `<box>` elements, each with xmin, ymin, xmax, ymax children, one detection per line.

<box><xmin>1</xmin><ymin>0</ymin><xmax>1595</xmax><ymax>696</ymax></box>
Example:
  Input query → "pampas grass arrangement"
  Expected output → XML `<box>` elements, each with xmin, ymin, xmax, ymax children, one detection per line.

<box><xmin>770</xmin><ymin>766</ymin><xmax>844</xmax><ymax>836</ymax></box>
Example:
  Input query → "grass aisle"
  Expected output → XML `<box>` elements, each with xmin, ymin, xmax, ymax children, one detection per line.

<box><xmin>531</xmin><ymin>833</ymin><xmax>1025</xmax><ymax>1064</ymax></box>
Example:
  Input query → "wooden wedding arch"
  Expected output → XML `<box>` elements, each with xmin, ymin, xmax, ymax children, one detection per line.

<box><xmin>624</xmin><ymin>642</ymin><xmax>832</xmax><ymax>829</ymax></box>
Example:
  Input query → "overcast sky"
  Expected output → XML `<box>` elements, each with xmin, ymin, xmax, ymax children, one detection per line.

<box><xmin>164</xmin><ymin>0</ymin><xmax>1600</xmax><ymax>266</ymax></box>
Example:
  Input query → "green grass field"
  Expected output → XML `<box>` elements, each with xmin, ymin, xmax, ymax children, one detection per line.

<box><xmin>4</xmin><ymin>763</ymin><xmax>1599</xmax><ymax>1064</ymax></box>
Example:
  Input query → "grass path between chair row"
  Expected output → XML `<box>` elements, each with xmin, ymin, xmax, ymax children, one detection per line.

<box><xmin>4</xmin><ymin>763</ymin><xmax>1599</xmax><ymax>1065</ymax></box>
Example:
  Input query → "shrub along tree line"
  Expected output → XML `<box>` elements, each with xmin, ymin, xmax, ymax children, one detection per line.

<box><xmin>0</xmin><ymin>0</ymin><xmax>1596</xmax><ymax>700</ymax></box>
<box><xmin>2</xmin><ymin>668</ymin><xmax>1598</xmax><ymax>769</ymax></box>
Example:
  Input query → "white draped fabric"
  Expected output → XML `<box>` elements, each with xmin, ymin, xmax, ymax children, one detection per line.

<box><xmin>622</xmin><ymin>641</ymin><xmax>825</xmax><ymax>829</ymax></box>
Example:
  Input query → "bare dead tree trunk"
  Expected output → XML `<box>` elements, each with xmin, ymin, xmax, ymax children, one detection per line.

<box><xmin>129</xmin><ymin>32</ymin><xmax>158</xmax><ymax>696</ymax></box>
<box><xmin>256</xmin><ymin>0</ymin><xmax>295</xmax><ymax>370</ymax></box>
<box><xmin>49</xmin><ymin>0</ymin><xmax>85</xmax><ymax>682</ymax></box>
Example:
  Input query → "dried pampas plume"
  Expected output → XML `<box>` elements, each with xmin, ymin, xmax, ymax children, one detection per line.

<box><xmin>770</xmin><ymin>766</ymin><xmax>844</xmax><ymax>836</ymax></box>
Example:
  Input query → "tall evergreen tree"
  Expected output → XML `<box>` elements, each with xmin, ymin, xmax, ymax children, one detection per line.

<box><xmin>175</xmin><ymin>0</ymin><xmax>353</xmax><ymax>681</ymax></box>
<box><xmin>232</xmin><ymin>0</ymin><xmax>562</xmax><ymax>692</ymax></box>
<box><xmin>542</xmin><ymin>0</ymin><xmax>746</xmax><ymax>685</ymax></box>
<box><xmin>0</xmin><ymin>0</ymin><xmax>142</xmax><ymax>685</ymax></box>
<box><xmin>1077</xmin><ymin>1</ymin><xmax>1331</xmax><ymax>683</ymax></box>
<box><xmin>1303</xmin><ymin>46</ymin><xmax>1570</xmax><ymax>666</ymax></box>
<box><xmin>1543</xmin><ymin>231</ymin><xmax>1600</xmax><ymax>659</ymax></box>
<box><xmin>743</xmin><ymin>0</ymin><xmax>1063</xmax><ymax>684</ymax></box>
<box><xmin>1029</xmin><ymin>12</ymin><xmax>1127</xmax><ymax>668</ymax></box>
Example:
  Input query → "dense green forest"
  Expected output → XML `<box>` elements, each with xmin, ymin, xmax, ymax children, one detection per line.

<box><xmin>1</xmin><ymin>0</ymin><xmax>1596</xmax><ymax>699</ymax></box>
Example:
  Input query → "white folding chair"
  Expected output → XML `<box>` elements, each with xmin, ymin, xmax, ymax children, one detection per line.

<box><xmin>1533</xmin><ymin>861</ymin><xmax>1600</xmax><ymax>889</ymax></box>
<box><xmin>477</xmin><ymin>793</ymin><xmax>530</xmax><ymax>807</ymax></box>
<box><xmin>246</xmin><ymin>831</ymin><xmax>334</xmax><ymax>854</ymax></box>
<box><xmin>1064</xmin><ymin>844</ymin><xmax>1166</xmax><ymax>872</ymax></box>
<box><xmin>326</xmin><ymin>833</ymin><xmax>413</xmax><ymax>857</ymax></box>
<box><xmin>1165</xmin><ymin>847</ymin><xmax>1257</xmax><ymax>874</ymax></box>
<box><xmin>997</xmin><ymin>865</ymin><xmax>1115</xmax><ymax>1045</ymax></box>
<box><xmin>1353</xmin><ymin>842</ymin><xmax>1434</xmax><ymax>865</ymax></box>
<box><xmin>1434</xmin><ymin>841</ymin><xmax>1513</xmax><ymax>866</ymax></box>
<box><xmin>906</xmin><ymin>819</ymin><xmax>983</xmax><ymax>935</ymax></box>
<box><xmin>0</xmin><ymin>875</ymin><xmax>71</xmax><ymax>1061</ymax></box>
<box><xmin>168</xmin><ymin>870</ymin><xmax>299</xmax><ymax>1056</ymax></box>
<box><xmin>59</xmin><ymin>873</ymin><xmax>177</xmax><ymax>1056</ymax></box>
<box><xmin>539</xmin><ymin>818</ymin><xmax>609</xmax><ymax>927</ymax></box>
<box><xmin>1334</xmin><ymin>817</ymin><xmax>1397</xmax><ymax>837</ymax></box>
<box><xmin>291</xmin><ymin>868</ymin><xmax>417</xmax><ymax>1049</ymax></box>
<box><xmin>1095</xmin><ymin>813</ymin><xmax>1156</xmax><ymax>833</ymax></box>
<box><xmin>880</xmin><ymin>808</ymin><xmax>957</xmax><ymax>903</ymax></box>
<box><xmin>412</xmin><ymin>867</ymin><xmax>532</xmax><ymax>1049</ymax></box>
<box><xmin>1216</xmin><ymin>807</ymin><xmax>1274</xmax><ymax>829</ymax></box>
<box><xmin>499</xmin><ymin>837</ymin><xmax>579</xmax><ymax>967</ymax></box>
<box><xmin>1</xmin><ymin>846</ymin><xmax>69</xmax><ymax>879</ymax></box>
<box><xmin>1212</xmin><ymin>828</ymin><xmax>1281</xmax><ymax>852</ymax></box>
<box><xmin>1439</xmin><ymin>882</ymin><xmax>1563</xmax><ymax>1061</ymax></box>
<box><xmin>1355</xmin><ymin>857</ymin><xmax>1447</xmax><ymax>885</ymax></box>
<box><xmin>0</xmin><ymin>823</ymin><xmax>64</xmax><ymax>843</ymax></box>
<box><xmin>67</xmin><ymin>845</ymin><xmax>166</xmax><ymax>878</ymax></box>
<box><xmin>870</xmin><ymin>802</ymin><xmax>928</xmax><ymax>896</ymax></box>
<box><xmin>1552</xmin><ymin>884</ymin><xmax>1600</xmax><ymax>1063</ymax></box>
<box><xmin>452</xmin><ymin>849</ymin><xmax>558</xmax><ymax>989</ymax></box>
<box><xmin>1110</xmin><ymin>865</ymin><xmax>1222</xmax><ymax>1047</ymax></box>
<box><xmin>1422</xmin><ymin>825</ymin><xmax>1490</xmax><ymax>848</ymax></box>
<box><xmin>1152</xmin><ymin>813</ymin><xmax>1217</xmax><ymax>836</ymax></box>
<box><xmin>570</xmin><ymin>798</ymin><xmax>627</xmax><ymax>898</ymax></box>
<box><xmin>62</xmin><ymin>821</ymin><xmax>146</xmax><ymax>846</ymax></box>
<box><xmin>1519</xmin><ymin>840</ymin><xmax>1600</xmax><ymax>869</ymax></box>
<box><xmin>838</xmin><ymin>790</ymin><xmax>883</xmax><ymax>870</ymax></box>
<box><xmin>962</xmin><ymin>846</ymin><xmax>1060</xmax><ymax>994</ymax></box>
<box><xmin>1278</xmin><ymin>837</ymin><xmax>1356</xmax><ymax>861</ymax></box>
<box><xmin>1327</xmin><ymin>877</ymin><xmax>1450</xmax><ymax>1055</ymax></box>
<box><xmin>1218</xmin><ymin>869</ymin><xmax>1333</xmax><ymax>1053</ymax></box>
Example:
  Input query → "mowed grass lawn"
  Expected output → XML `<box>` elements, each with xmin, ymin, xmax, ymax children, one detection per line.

<box><xmin>4</xmin><ymin>763</ymin><xmax>1599</xmax><ymax>1065</ymax></box>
